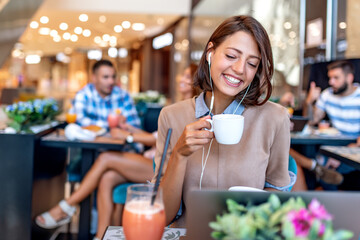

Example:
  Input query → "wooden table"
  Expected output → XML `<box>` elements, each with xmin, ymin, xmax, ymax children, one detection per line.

<box><xmin>319</xmin><ymin>145</ymin><xmax>360</xmax><ymax>170</ymax></box>
<box><xmin>40</xmin><ymin>130</ymin><xmax>125</xmax><ymax>240</ymax></box>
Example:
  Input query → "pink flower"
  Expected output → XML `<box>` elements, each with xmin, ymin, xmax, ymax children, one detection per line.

<box><xmin>308</xmin><ymin>199</ymin><xmax>333</xmax><ymax>221</ymax></box>
<box><xmin>287</xmin><ymin>208</ymin><xmax>312</xmax><ymax>237</ymax></box>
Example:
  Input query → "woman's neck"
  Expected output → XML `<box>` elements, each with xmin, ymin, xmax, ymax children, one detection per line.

<box><xmin>205</xmin><ymin>91</ymin><xmax>234</xmax><ymax>115</ymax></box>
<box><xmin>181</xmin><ymin>92</ymin><xmax>193</xmax><ymax>100</ymax></box>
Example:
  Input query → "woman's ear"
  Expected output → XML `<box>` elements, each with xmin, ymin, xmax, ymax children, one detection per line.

<box><xmin>206</xmin><ymin>42</ymin><xmax>214</xmax><ymax>63</ymax></box>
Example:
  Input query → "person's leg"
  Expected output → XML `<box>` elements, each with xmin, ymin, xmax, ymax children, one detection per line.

<box><xmin>291</xmin><ymin>162</ymin><xmax>308</xmax><ymax>191</ymax></box>
<box><xmin>290</xmin><ymin>148</ymin><xmax>343</xmax><ymax>186</ymax></box>
<box><xmin>95</xmin><ymin>170</ymin><xmax>125</xmax><ymax>239</ymax></box>
<box><xmin>37</xmin><ymin>151</ymin><xmax>153</xmax><ymax>224</ymax></box>
<box><xmin>112</xmin><ymin>204</ymin><xmax>124</xmax><ymax>226</ymax></box>
<box><xmin>289</xmin><ymin>148</ymin><xmax>314</xmax><ymax>170</ymax></box>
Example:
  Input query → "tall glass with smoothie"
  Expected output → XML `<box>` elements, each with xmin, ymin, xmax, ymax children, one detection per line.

<box><xmin>107</xmin><ymin>112</ymin><xmax>120</xmax><ymax>128</ymax></box>
<box><xmin>123</xmin><ymin>184</ymin><xmax>166</xmax><ymax>240</ymax></box>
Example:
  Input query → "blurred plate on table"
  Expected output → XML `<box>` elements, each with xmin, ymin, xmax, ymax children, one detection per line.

<box><xmin>317</xmin><ymin>127</ymin><xmax>340</xmax><ymax>136</ymax></box>
<box><xmin>82</xmin><ymin>125</ymin><xmax>107</xmax><ymax>136</ymax></box>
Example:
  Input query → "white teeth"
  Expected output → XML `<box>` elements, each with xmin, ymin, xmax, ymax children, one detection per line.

<box><xmin>224</xmin><ymin>75</ymin><xmax>240</xmax><ymax>84</ymax></box>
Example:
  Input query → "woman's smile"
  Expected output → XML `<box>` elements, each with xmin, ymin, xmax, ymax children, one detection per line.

<box><xmin>223</xmin><ymin>74</ymin><xmax>243</xmax><ymax>87</ymax></box>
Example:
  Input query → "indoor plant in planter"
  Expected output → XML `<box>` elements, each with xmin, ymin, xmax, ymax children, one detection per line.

<box><xmin>4</xmin><ymin>98</ymin><xmax>60</xmax><ymax>133</ymax></box>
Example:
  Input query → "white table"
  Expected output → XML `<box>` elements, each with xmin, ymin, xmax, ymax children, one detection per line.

<box><xmin>102</xmin><ymin>226</ymin><xmax>186</xmax><ymax>240</ymax></box>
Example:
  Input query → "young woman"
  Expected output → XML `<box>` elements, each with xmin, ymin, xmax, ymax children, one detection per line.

<box><xmin>154</xmin><ymin>15</ymin><xmax>294</xmax><ymax>227</ymax></box>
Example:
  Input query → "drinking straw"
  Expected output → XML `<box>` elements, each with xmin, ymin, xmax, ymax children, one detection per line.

<box><xmin>151</xmin><ymin>128</ymin><xmax>172</xmax><ymax>205</ymax></box>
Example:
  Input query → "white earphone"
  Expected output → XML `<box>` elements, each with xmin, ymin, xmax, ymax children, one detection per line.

<box><xmin>207</xmin><ymin>52</ymin><xmax>212</xmax><ymax>64</ymax></box>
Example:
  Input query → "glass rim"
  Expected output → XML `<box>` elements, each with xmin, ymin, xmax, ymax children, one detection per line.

<box><xmin>127</xmin><ymin>183</ymin><xmax>160</xmax><ymax>196</ymax></box>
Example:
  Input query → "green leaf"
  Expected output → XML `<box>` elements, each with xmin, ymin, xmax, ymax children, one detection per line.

<box><xmin>281</xmin><ymin>219</ymin><xmax>295</xmax><ymax>239</ymax></box>
<box><xmin>332</xmin><ymin>230</ymin><xmax>354</xmax><ymax>240</ymax></box>
<box><xmin>268</xmin><ymin>194</ymin><xmax>281</xmax><ymax>210</ymax></box>
<box><xmin>308</xmin><ymin>219</ymin><xmax>320</xmax><ymax>240</ymax></box>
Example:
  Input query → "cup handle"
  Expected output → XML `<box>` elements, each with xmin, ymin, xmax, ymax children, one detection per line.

<box><xmin>204</xmin><ymin>119</ymin><xmax>213</xmax><ymax>132</ymax></box>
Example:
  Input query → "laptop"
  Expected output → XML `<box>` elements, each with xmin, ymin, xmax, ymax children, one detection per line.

<box><xmin>184</xmin><ymin>190</ymin><xmax>360</xmax><ymax>240</ymax></box>
<box><xmin>290</xmin><ymin>115</ymin><xmax>309</xmax><ymax>132</ymax></box>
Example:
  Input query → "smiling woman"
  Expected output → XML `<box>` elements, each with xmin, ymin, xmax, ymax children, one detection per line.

<box><xmin>153</xmin><ymin>15</ymin><xmax>294</xmax><ymax>227</ymax></box>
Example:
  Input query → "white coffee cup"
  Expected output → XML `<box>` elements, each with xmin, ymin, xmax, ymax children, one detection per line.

<box><xmin>206</xmin><ymin>114</ymin><xmax>244</xmax><ymax>145</ymax></box>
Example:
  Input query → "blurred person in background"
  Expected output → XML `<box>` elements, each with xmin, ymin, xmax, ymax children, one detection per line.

<box><xmin>297</xmin><ymin>60</ymin><xmax>360</xmax><ymax>190</ymax></box>
<box><xmin>178</xmin><ymin>63</ymin><xmax>199</xmax><ymax>100</ymax></box>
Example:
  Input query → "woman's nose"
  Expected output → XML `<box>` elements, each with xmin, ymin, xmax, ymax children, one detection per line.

<box><xmin>232</xmin><ymin>59</ymin><xmax>245</xmax><ymax>74</ymax></box>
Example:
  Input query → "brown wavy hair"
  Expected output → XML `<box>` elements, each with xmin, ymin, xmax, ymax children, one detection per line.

<box><xmin>193</xmin><ymin>15</ymin><xmax>273</xmax><ymax>107</ymax></box>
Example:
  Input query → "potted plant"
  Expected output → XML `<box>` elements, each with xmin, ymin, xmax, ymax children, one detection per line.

<box><xmin>210</xmin><ymin>194</ymin><xmax>353</xmax><ymax>240</ymax></box>
<box><xmin>4</xmin><ymin>98</ymin><xmax>60</xmax><ymax>133</ymax></box>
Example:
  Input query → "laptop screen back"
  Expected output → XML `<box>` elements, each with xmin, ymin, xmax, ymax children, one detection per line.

<box><xmin>185</xmin><ymin>190</ymin><xmax>360</xmax><ymax>240</ymax></box>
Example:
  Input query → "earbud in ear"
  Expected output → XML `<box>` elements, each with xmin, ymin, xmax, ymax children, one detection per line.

<box><xmin>207</xmin><ymin>52</ymin><xmax>212</xmax><ymax>64</ymax></box>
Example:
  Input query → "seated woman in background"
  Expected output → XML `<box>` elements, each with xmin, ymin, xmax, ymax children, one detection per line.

<box><xmin>154</xmin><ymin>15</ymin><xmax>295</xmax><ymax>227</ymax></box>
<box><xmin>178</xmin><ymin>63</ymin><xmax>199</xmax><ymax>100</ymax></box>
<box><xmin>35</xmin><ymin>124</ymin><xmax>156</xmax><ymax>239</ymax></box>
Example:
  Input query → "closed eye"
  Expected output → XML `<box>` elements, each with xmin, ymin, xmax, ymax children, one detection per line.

<box><xmin>225</xmin><ymin>54</ymin><xmax>236</xmax><ymax>59</ymax></box>
<box><xmin>248</xmin><ymin>62</ymin><xmax>257</xmax><ymax>68</ymax></box>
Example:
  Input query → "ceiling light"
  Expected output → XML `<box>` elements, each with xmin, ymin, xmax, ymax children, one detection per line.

<box><xmin>74</xmin><ymin>27</ymin><xmax>83</xmax><ymax>34</ymax></box>
<box><xmin>339</xmin><ymin>22</ymin><xmax>347</xmax><ymax>29</ymax></box>
<box><xmin>87</xmin><ymin>50</ymin><xmax>102</xmax><ymax>60</ymax></box>
<box><xmin>25</xmin><ymin>54</ymin><xmax>41</xmax><ymax>64</ymax></box>
<box><xmin>99</xmin><ymin>15</ymin><xmax>106</xmax><ymax>23</ymax></box>
<box><xmin>38</xmin><ymin>27</ymin><xmax>50</xmax><ymax>35</ymax></box>
<box><xmin>64</xmin><ymin>47</ymin><xmax>72</xmax><ymax>54</ymax></box>
<box><xmin>108</xmin><ymin>47</ymin><xmax>118</xmax><ymax>58</ymax></box>
<box><xmin>114</xmin><ymin>25</ymin><xmax>123</xmax><ymax>33</ymax></box>
<box><xmin>182</xmin><ymin>39</ymin><xmax>189</xmax><ymax>47</ymax></box>
<box><xmin>79</xmin><ymin>14</ymin><xmax>88</xmax><ymax>22</ymax></box>
<box><xmin>59</xmin><ymin>22</ymin><xmax>68</xmax><ymax>30</ymax></box>
<box><xmin>122</xmin><ymin>21</ymin><xmax>131</xmax><ymax>29</ymax></box>
<box><xmin>132</xmin><ymin>23</ymin><xmax>145</xmax><ymax>31</ymax></box>
<box><xmin>110</xmin><ymin>36</ymin><xmax>117</xmax><ymax>42</ymax></box>
<box><xmin>83</xmin><ymin>29</ymin><xmax>91</xmax><ymax>37</ymax></box>
<box><xmin>284</xmin><ymin>21</ymin><xmax>292</xmax><ymax>29</ymax></box>
<box><xmin>14</xmin><ymin>42</ymin><xmax>23</xmax><ymax>49</ymax></box>
<box><xmin>153</xmin><ymin>32</ymin><xmax>173</xmax><ymax>49</ymax></box>
<box><xmin>30</xmin><ymin>21</ymin><xmax>39</xmax><ymax>29</ymax></box>
<box><xmin>56</xmin><ymin>53</ymin><xmax>70</xmax><ymax>63</ymax></box>
<box><xmin>53</xmin><ymin>35</ymin><xmax>61</xmax><ymax>42</ymax></box>
<box><xmin>12</xmin><ymin>49</ymin><xmax>22</xmax><ymax>58</ymax></box>
<box><xmin>289</xmin><ymin>31</ymin><xmax>297</xmax><ymax>39</ymax></box>
<box><xmin>99</xmin><ymin>41</ymin><xmax>108</xmax><ymax>47</ymax></box>
<box><xmin>118</xmin><ymin>48</ymin><xmax>128</xmax><ymax>58</ymax></box>
<box><xmin>157</xmin><ymin>18</ymin><xmax>164</xmax><ymax>25</ymax></box>
<box><xmin>40</xmin><ymin>16</ymin><xmax>49</xmax><ymax>24</ymax></box>
<box><xmin>70</xmin><ymin>34</ymin><xmax>78</xmax><ymax>42</ymax></box>
<box><xmin>175</xmin><ymin>42</ymin><xmax>182</xmax><ymax>50</ymax></box>
<box><xmin>94</xmin><ymin>36</ymin><xmax>102</xmax><ymax>44</ymax></box>
<box><xmin>50</xmin><ymin>29</ymin><xmax>58</xmax><ymax>37</ymax></box>
<box><xmin>102</xmin><ymin>34</ymin><xmax>110</xmax><ymax>41</ymax></box>
<box><xmin>63</xmin><ymin>32</ymin><xmax>71</xmax><ymax>40</ymax></box>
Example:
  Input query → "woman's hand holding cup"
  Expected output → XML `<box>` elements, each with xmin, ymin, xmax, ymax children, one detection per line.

<box><xmin>174</xmin><ymin>116</ymin><xmax>214</xmax><ymax>157</ymax></box>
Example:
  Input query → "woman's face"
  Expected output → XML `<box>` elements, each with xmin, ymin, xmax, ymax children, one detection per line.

<box><xmin>178</xmin><ymin>67</ymin><xmax>193</xmax><ymax>94</ymax></box>
<box><xmin>209</xmin><ymin>31</ymin><xmax>261</xmax><ymax>99</ymax></box>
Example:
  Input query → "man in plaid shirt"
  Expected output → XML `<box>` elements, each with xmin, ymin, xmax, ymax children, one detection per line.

<box><xmin>72</xmin><ymin>59</ymin><xmax>142</xmax><ymax>152</ymax></box>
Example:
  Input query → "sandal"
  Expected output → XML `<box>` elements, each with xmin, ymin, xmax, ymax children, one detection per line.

<box><xmin>35</xmin><ymin>200</ymin><xmax>76</xmax><ymax>229</ymax></box>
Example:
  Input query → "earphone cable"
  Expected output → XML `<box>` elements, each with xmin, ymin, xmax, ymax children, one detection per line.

<box><xmin>200</xmin><ymin>138</ymin><xmax>214</xmax><ymax>190</ymax></box>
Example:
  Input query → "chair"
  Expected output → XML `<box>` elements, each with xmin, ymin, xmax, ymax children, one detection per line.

<box><xmin>112</xmin><ymin>160</ymin><xmax>156</xmax><ymax>205</ymax></box>
<box><xmin>288</xmin><ymin>155</ymin><xmax>297</xmax><ymax>191</ymax></box>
